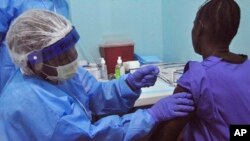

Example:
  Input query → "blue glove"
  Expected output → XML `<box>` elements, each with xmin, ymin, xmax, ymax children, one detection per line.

<box><xmin>126</xmin><ymin>65</ymin><xmax>159</xmax><ymax>91</ymax></box>
<box><xmin>147</xmin><ymin>92</ymin><xmax>194</xmax><ymax>122</ymax></box>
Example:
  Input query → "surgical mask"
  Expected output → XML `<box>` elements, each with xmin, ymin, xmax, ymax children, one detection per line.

<box><xmin>42</xmin><ymin>59</ymin><xmax>78</xmax><ymax>81</ymax></box>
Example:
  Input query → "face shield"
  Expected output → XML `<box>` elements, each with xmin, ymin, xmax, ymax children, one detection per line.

<box><xmin>27</xmin><ymin>27</ymin><xmax>80</xmax><ymax>82</ymax></box>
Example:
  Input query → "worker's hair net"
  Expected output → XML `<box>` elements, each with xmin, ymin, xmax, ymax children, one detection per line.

<box><xmin>6</xmin><ymin>9</ymin><xmax>73</xmax><ymax>75</ymax></box>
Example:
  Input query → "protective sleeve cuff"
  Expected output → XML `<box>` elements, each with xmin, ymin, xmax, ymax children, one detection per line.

<box><xmin>108</xmin><ymin>74</ymin><xmax>141</xmax><ymax>109</ymax></box>
<box><xmin>121</xmin><ymin>74</ymin><xmax>141</xmax><ymax>94</ymax></box>
<box><xmin>145</xmin><ymin>109</ymin><xmax>159</xmax><ymax>124</ymax></box>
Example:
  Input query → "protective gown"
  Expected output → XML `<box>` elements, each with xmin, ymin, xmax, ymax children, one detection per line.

<box><xmin>0</xmin><ymin>67</ymin><xmax>156</xmax><ymax>141</ymax></box>
<box><xmin>0</xmin><ymin>0</ymin><xmax>69</xmax><ymax>92</ymax></box>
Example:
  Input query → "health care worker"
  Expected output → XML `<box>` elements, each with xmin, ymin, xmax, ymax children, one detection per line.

<box><xmin>0</xmin><ymin>9</ymin><xmax>194</xmax><ymax>141</ymax></box>
<box><xmin>0</xmin><ymin>0</ymin><xmax>69</xmax><ymax>92</ymax></box>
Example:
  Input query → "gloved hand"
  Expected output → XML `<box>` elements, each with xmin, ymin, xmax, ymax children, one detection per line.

<box><xmin>126</xmin><ymin>65</ymin><xmax>159</xmax><ymax>91</ymax></box>
<box><xmin>147</xmin><ymin>92</ymin><xmax>194</xmax><ymax>122</ymax></box>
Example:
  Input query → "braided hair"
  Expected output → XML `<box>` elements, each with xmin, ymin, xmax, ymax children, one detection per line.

<box><xmin>196</xmin><ymin>0</ymin><xmax>240</xmax><ymax>44</ymax></box>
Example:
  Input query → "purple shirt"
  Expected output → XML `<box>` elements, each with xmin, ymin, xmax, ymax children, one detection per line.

<box><xmin>177</xmin><ymin>56</ymin><xmax>250</xmax><ymax>141</ymax></box>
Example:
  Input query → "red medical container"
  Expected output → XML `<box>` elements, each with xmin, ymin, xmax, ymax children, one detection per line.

<box><xmin>99</xmin><ymin>42</ymin><xmax>134</xmax><ymax>74</ymax></box>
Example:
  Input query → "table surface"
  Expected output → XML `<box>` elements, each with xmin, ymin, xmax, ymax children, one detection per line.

<box><xmin>134</xmin><ymin>78</ymin><xmax>175</xmax><ymax>107</ymax></box>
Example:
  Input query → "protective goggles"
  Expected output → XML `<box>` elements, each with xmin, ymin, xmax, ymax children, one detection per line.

<box><xmin>27</xmin><ymin>27</ymin><xmax>80</xmax><ymax>65</ymax></box>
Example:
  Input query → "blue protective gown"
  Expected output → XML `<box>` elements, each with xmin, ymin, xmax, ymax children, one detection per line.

<box><xmin>0</xmin><ymin>0</ymin><xmax>69</xmax><ymax>92</ymax></box>
<box><xmin>0</xmin><ymin>67</ymin><xmax>156</xmax><ymax>141</ymax></box>
<box><xmin>177</xmin><ymin>56</ymin><xmax>250</xmax><ymax>141</ymax></box>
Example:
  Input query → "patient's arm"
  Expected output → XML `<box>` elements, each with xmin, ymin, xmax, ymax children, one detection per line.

<box><xmin>149</xmin><ymin>85</ymin><xmax>194</xmax><ymax>141</ymax></box>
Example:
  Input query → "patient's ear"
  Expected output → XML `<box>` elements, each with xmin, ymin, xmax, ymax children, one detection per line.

<box><xmin>196</xmin><ymin>20</ymin><xmax>204</xmax><ymax>37</ymax></box>
<box><xmin>192</xmin><ymin>19</ymin><xmax>204</xmax><ymax>54</ymax></box>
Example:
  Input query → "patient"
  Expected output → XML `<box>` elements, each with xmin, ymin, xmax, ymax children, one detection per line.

<box><xmin>150</xmin><ymin>0</ymin><xmax>250</xmax><ymax>140</ymax></box>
